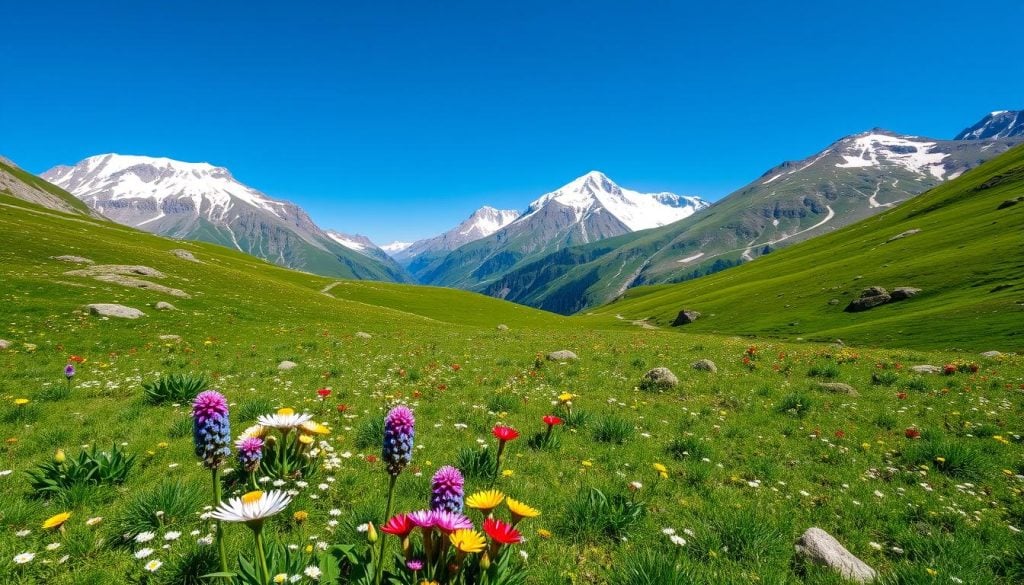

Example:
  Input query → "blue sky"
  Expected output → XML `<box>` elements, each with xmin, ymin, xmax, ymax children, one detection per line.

<box><xmin>2</xmin><ymin>1</ymin><xmax>1022</xmax><ymax>243</ymax></box>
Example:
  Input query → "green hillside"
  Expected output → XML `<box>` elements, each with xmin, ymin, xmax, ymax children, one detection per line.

<box><xmin>588</xmin><ymin>144</ymin><xmax>1024</xmax><ymax>351</ymax></box>
<box><xmin>0</xmin><ymin>159</ymin><xmax>97</xmax><ymax>217</ymax></box>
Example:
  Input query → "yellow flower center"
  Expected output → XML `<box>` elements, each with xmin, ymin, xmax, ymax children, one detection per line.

<box><xmin>242</xmin><ymin>491</ymin><xmax>264</xmax><ymax>505</ymax></box>
<box><xmin>277</xmin><ymin>407</ymin><xmax>294</xmax><ymax>416</ymax></box>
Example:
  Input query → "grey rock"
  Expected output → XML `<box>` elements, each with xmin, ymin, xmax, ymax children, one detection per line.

<box><xmin>170</xmin><ymin>249</ymin><xmax>201</xmax><ymax>262</ymax></box>
<box><xmin>158</xmin><ymin>334</ymin><xmax>182</xmax><ymax>341</ymax></box>
<box><xmin>51</xmin><ymin>255</ymin><xmax>94</xmax><ymax>264</ymax></box>
<box><xmin>844</xmin><ymin>287</ymin><xmax>891</xmax><ymax>312</ymax></box>
<box><xmin>692</xmin><ymin>359</ymin><xmax>717</xmax><ymax>373</ymax></box>
<box><xmin>828</xmin><ymin>298</ymin><xmax>840</xmax><ymax>305</ymax></box>
<box><xmin>673</xmin><ymin>310</ymin><xmax>701</xmax><ymax>326</ymax></box>
<box><xmin>546</xmin><ymin>350</ymin><xmax>578</xmax><ymax>361</ymax></box>
<box><xmin>910</xmin><ymin>365</ymin><xmax>941</xmax><ymax>374</ymax></box>
<box><xmin>154</xmin><ymin>301</ymin><xmax>176</xmax><ymax>311</ymax></box>
<box><xmin>65</xmin><ymin>264</ymin><xmax>190</xmax><ymax>298</ymax></box>
<box><xmin>277</xmin><ymin>360</ymin><xmax>298</xmax><ymax>371</ymax></box>
<box><xmin>886</xmin><ymin>228</ymin><xmax>921</xmax><ymax>242</ymax></box>
<box><xmin>641</xmin><ymin>367</ymin><xmax>679</xmax><ymax>390</ymax></box>
<box><xmin>86</xmin><ymin>303</ymin><xmax>145</xmax><ymax>319</ymax></box>
<box><xmin>355</xmin><ymin>332</ymin><xmax>373</xmax><ymax>339</ymax></box>
<box><xmin>795</xmin><ymin>527</ymin><xmax>877</xmax><ymax>583</ymax></box>
<box><xmin>890</xmin><ymin>287</ymin><xmax>921</xmax><ymax>301</ymax></box>
<box><xmin>496</xmin><ymin>324</ymin><xmax>509</xmax><ymax>331</ymax></box>
<box><xmin>997</xmin><ymin>197</ymin><xmax>1022</xmax><ymax>210</ymax></box>
<box><xmin>0</xmin><ymin>339</ymin><xmax>10</xmax><ymax>350</ymax></box>
<box><xmin>980</xmin><ymin>350</ymin><xmax>1002</xmax><ymax>358</ymax></box>
<box><xmin>816</xmin><ymin>382</ymin><xmax>858</xmax><ymax>396</ymax></box>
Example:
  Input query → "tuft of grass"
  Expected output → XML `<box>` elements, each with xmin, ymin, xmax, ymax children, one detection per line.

<box><xmin>777</xmin><ymin>392</ymin><xmax>813</xmax><ymax>418</ymax></box>
<box><xmin>117</xmin><ymin>479</ymin><xmax>204</xmax><ymax>538</ymax></box>
<box><xmin>142</xmin><ymin>373</ymin><xmax>209</xmax><ymax>404</ymax></box>
<box><xmin>355</xmin><ymin>416</ymin><xmax>384</xmax><ymax>450</ymax></box>
<box><xmin>560</xmin><ymin>487</ymin><xmax>646</xmax><ymax>542</ymax></box>
<box><xmin>606</xmin><ymin>548</ymin><xmax>697</xmax><ymax>584</ymax></box>
<box><xmin>666</xmin><ymin>436</ymin><xmax>711</xmax><ymax>461</ymax></box>
<box><xmin>902</xmin><ymin>437</ymin><xmax>986</xmax><ymax>479</ymax></box>
<box><xmin>456</xmin><ymin>447</ymin><xmax>495</xmax><ymax>480</ymax></box>
<box><xmin>807</xmin><ymin>361</ymin><xmax>840</xmax><ymax>379</ymax></box>
<box><xmin>236</xmin><ymin>397</ymin><xmax>276</xmax><ymax>423</ymax></box>
<box><xmin>486</xmin><ymin>392</ymin><xmax>520</xmax><ymax>413</ymax></box>
<box><xmin>593</xmin><ymin>415</ymin><xmax>635</xmax><ymax>444</ymax></box>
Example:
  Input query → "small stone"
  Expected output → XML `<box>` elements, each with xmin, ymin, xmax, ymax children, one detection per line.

<box><xmin>154</xmin><ymin>301</ymin><xmax>176</xmax><ymax>311</ymax></box>
<box><xmin>0</xmin><ymin>339</ymin><xmax>10</xmax><ymax>350</ymax></box>
<box><xmin>890</xmin><ymin>287</ymin><xmax>921</xmax><ymax>301</ymax></box>
<box><xmin>170</xmin><ymin>249</ymin><xmax>201</xmax><ymax>262</ymax></box>
<box><xmin>496</xmin><ymin>324</ymin><xmax>509</xmax><ymax>331</ymax></box>
<box><xmin>980</xmin><ymin>351</ymin><xmax>1002</xmax><ymax>358</ymax></box>
<box><xmin>886</xmin><ymin>228</ymin><xmax>921</xmax><ymax>242</ymax></box>
<box><xmin>51</xmin><ymin>255</ymin><xmax>94</xmax><ymax>264</ymax></box>
<box><xmin>355</xmin><ymin>332</ymin><xmax>372</xmax><ymax>339</ymax></box>
<box><xmin>692</xmin><ymin>359</ymin><xmax>717</xmax><ymax>373</ymax></box>
<box><xmin>816</xmin><ymin>382</ymin><xmax>858</xmax><ymax>396</ymax></box>
<box><xmin>278</xmin><ymin>360</ymin><xmax>298</xmax><ymax>371</ymax></box>
<box><xmin>546</xmin><ymin>350</ymin><xmax>578</xmax><ymax>361</ymax></box>
<box><xmin>795</xmin><ymin>527</ymin><xmax>877</xmax><ymax>583</ymax></box>
<box><xmin>85</xmin><ymin>303</ymin><xmax>145</xmax><ymax>319</ymax></box>
<box><xmin>828</xmin><ymin>298</ymin><xmax>840</xmax><ymax>305</ymax></box>
<box><xmin>910</xmin><ymin>365</ymin><xmax>941</xmax><ymax>374</ymax></box>
<box><xmin>672</xmin><ymin>310</ymin><xmax>701</xmax><ymax>326</ymax></box>
<box><xmin>641</xmin><ymin>367</ymin><xmax>679</xmax><ymax>390</ymax></box>
<box><xmin>158</xmin><ymin>335</ymin><xmax>182</xmax><ymax>341</ymax></box>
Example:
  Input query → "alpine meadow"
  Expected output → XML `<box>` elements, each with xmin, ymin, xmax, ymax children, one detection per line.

<box><xmin>2</xmin><ymin>3</ymin><xmax>1024</xmax><ymax>585</ymax></box>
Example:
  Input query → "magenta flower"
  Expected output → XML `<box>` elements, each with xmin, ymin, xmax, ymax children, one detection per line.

<box><xmin>430</xmin><ymin>510</ymin><xmax>473</xmax><ymax>534</ymax></box>
<box><xmin>382</xmin><ymin>406</ymin><xmax>415</xmax><ymax>476</ymax></box>
<box><xmin>407</xmin><ymin>510</ymin><xmax>435</xmax><ymax>529</ymax></box>
<box><xmin>236</xmin><ymin>437</ymin><xmax>263</xmax><ymax>473</ymax></box>
<box><xmin>430</xmin><ymin>465</ymin><xmax>464</xmax><ymax>513</ymax></box>
<box><xmin>192</xmin><ymin>390</ymin><xmax>230</xmax><ymax>469</ymax></box>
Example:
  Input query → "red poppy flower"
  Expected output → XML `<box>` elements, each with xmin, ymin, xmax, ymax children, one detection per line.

<box><xmin>542</xmin><ymin>415</ymin><xmax>563</xmax><ymax>427</ymax></box>
<box><xmin>68</xmin><ymin>355</ymin><xmax>85</xmax><ymax>363</ymax></box>
<box><xmin>834</xmin><ymin>430</ymin><xmax>846</xmax><ymax>439</ymax></box>
<box><xmin>492</xmin><ymin>425</ymin><xmax>520</xmax><ymax>443</ymax></box>
<box><xmin>317</xmin><ymin>388</ymin><xmax>332</xmax><ymax>399</ymax></box>
<box><xmin>483</xmin><ymin>517</ymin><xmax>522</xmax><ymax>545</ymax></box>
<box><xmin>381</xmin><ymin>513</ymin><xmax>415</xmax><ymax>538</ymax></box>
<box><xmin>365</xmin><ymin>454</ymin><xmax>379</xmax><ymax>463</ymax></box>
<box><xmin>451</xmin><ymin>364</ymin><xmax>461</xmax><ymax>371</ymax></box>
<box><xmin>904</xmin><ymin>427</ymin><xmax>921</xmax><ymax>439</ymax></box>
<box><xmin>943</xmin><ymin>364</ymin><xmax>957</xmax><ymax>375</ymax></box>
<box><xmin>336</xmin><ymin>403</ymin><xmax>348</xmax><ymax>413</ymax></box>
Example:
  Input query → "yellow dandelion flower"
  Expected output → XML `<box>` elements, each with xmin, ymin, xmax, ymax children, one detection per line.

<box><xmin>501</xmin><ymin>469</ymin><xmax>514</xmax><ymax>478</ymax></box>
<box><xmin>536</xmin><ymin>528</ymin><xmax>552</xmax><ymax>539</ymax></box>
<box><xmin>506</xmin><ymin>498</ymin><xmax>540</xmax><ymax>525</ymax></box>
<box><xmin>14</xmin><ymin>398</ymin><xmax>29</xmax><ymax>406</ymax></box>
<box><xmin>581</xmin><ymin>459</ymin><xmax>593</xmax><ymax>468</ymax></box>
<box><xmin>43</xmin><ymin>512</ymin><xmax>72</xmax><ymax>530</ymax></box>
<box><xmin>298</xmin><ymin>434</ymin><xmax>314</xmax><ymax>445</ymax></box>
<box><xmin>653</xmin><ymin>463</ymin><xmax>668</xmax><ymax>474</ymax></box>
<box><xmin>558</xmin><ymin>392</ymin><xmax>574</xmax><ymax>403</ymax></box>
<box><xmin>300</xmin><ymin>421</ymin><xmax>330</xmax><ymax>435</ymax></box>
<box><xmin>449</xmin><ymin>529</ymin><xmax>486</xmax><ymax>554</ymax></box>
<box><xmin>466</xmin><ymin>490</ymin><xmax>505</xmax><ymax>514</ymax></box>
<box><xmin>277</xmin><ymin>407</ymin><xmax>295</xmax><ymax>416</ymax></box>
<box><xmin>293</xmin><ymin>510</ymin><xmax>308</xmax><ymax>523</ymax></box>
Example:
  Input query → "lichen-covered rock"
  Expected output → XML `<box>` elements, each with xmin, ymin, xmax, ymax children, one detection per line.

<box><xmin>155</xmin><ymin>301</ymin><xmax>176</xmax><ymax>311</ymax></box>
<box><xmin>890</xmin><ymin>287</ymin><xmax>921</xmax><ymax>301</ymax></box>
<box><xmin>844</xmin><ymin>287</ymin><xmax>891</xmax><ymax>312</ymax></box>
<box><xmin>816</xmin><ymin>382</ymin><xmax>858</xmax><ymax>396</ymax></box>
<box><xmin>692</xmin><ymin>359</ymin><xmax>717</xmax><ymax>373</ymax></box>
<box><xmin>86</xmin><ymin>303</ymin><xmax>145</xmax><ymax>319</ymax></box>
<box><xmin>641</xmin><ymin>367</ymin><xmax>679</xmax><ymax>390</ymax></box>
<box><xmin>278</xmin><ymin>360</ymin><xmax>298</xmax><ymax>371</ymax></box>
<box><xmin>355</xmin><ymin>332</ymin><xmax>373</xmax><ymax>339</ymax></box>
<box><xmin>546</xmin><ymin>350</ymin><xmax>578</xmax><ymax>361</ymax></box>
<box><xmin>795</xmin><ymin>527</ymin><xmax>877</xmax><ymax>583</ymax></box>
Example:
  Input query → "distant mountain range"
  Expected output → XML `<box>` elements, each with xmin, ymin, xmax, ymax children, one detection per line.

<box><xmin>42</xmin><ymin>154</ymin><xmax>412</xmax><ymax>282</ymax></box>
<box><xmin>20</xmin><ymin>109</ymin><xmax>1022</xmax><ymax>313</ymax></box>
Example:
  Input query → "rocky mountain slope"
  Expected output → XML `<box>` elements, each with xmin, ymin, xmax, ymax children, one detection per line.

<box><xmin>0</xmin><ymin>156</ymin><xmax>101</xmax><ymax>217</ymax></box>
<box><xmin>955</xmin><ymin>109</ymin><xmax>1023</xmax><ymax>140</ymax></box>
<box><xmin>43</xmin><ymin>154</ymin><xmax>412</xmax><ymax>282</ymax></box>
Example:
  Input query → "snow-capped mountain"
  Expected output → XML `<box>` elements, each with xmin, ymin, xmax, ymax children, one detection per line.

<box><xmin>392</xmin><ymin>206</ymin><xmax>519</xmax><ymax>264</ymax></box>
<box><xmin>43</xmin><ymin>154</ymin><xmax>412</xmax><ymax>282</ymax></box>
<box><xmin>324</xmin><ymin>230</ymin><xmax>400</xmax><ymax>267</ymax></box>
<box><xmin>381</xmin><ymin>241</ymin><xmax>413</xmax><ymax>254</ymax></box>
<box><xmin>955</xmin><ymin>110</ymin><xmax>1024</xmax><ymax>140</ymax></box>
<box><xmin>410</xmin><ymin>171</ymin><xmax>707</xmax><ymax>287</ymax></box>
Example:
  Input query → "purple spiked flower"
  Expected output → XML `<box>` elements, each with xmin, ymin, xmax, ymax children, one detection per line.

<box><xmin>430</xmin><ymin>465</ymin><xmax>464</xmax><ymax>513</ymax></box>
<box><xmin>382</xmin><ymin>405</ymin><xmax>415</xmax><ymax>476</ymax></box>
<box><xmin>430</xmin><ymin>510</ymin><xmax>474</xmax><ymax>534</ymax></box>
<box><xmin>406</xmin><ymin>559</ymin><xmax>424</xmax><ymax>571</ymax></box>
<box><xmin>236</xmin><ymin>437</ymin><xmax>263</xmax><ymax>473</ymax></box>
<box><xmin>64</xmin><ymin>364</ymin><xmax>75</xmax><ymax>380</ymax></box>
<box><xmin>192</xmin><ymin>391</ymin><xmax>231</xmax><ymax>469</ymax></box>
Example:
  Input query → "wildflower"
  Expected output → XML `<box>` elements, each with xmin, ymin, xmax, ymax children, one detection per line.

<box><xmin>300</xmin><ymin>421</ymin><xmax>330</xmax><ymax>435</ymax></box>
<box><xmin>14</xmin><ymin>398</ymin><xmax>29</xmax><ymax>406</ymax></box>
<box><xmin>905</xmin><ymin>427</ymin><xmax>921</xmax><ymax>439</ymax></box>
<box><xmin>382</xmin><ymin>406</ymin><xmax>415</xmax><ymax>476</ymax></box>
<box><xmin>64</xmin><ymin>364</ymin><xmax>75</xmax><ymax>380</ymax></box>
<box><xmin>430</xmin><ymin>465</ymin><xmax>465</xmax><ymax>513</ymax></box>
<box><xmin>483</xmin><ymin>517</ymin><xmax>522</xmax><ymax>546</ymax></box>
<box><xmin>135</xmin><ymin>531</ymin><xmax>156</xmax><ymax>543</ymax></box>
<box><xmin>408</xmin><ymin>510</ymin><xmax>435</xmax><ymax>529</ymax></box>
<box><xmin>42</xmin><ymin>512</ymin><xmax>71</xmax><ymax>530</ymax></box>
<box><xmin>537</xmin><ymin>528</ymin><xmax>552</xmax><ymax>538</ymax></box>
<box><xmin>628</xmin><ymin>481</ymin><xmax>643</xmax><ymax>491</ymax></box>
<box><xmin>450</xmin><ymin>529</ymin><xmax>487</xmax><ymax>554</ymax></box>
<box><xmin>381</xmin><ymin>513</ymin><xmax>415</xmax><ymax>538</ymax></box>
<box><xmin>293</xmin><ymin>511</ymin><xmax>308</xmax><ymax>523</ymax></box>
<box><xmin>257</xmin><ymin>408</ymin><xmax>313</xmax><ymax>432</ymax></box>
<box><xmin>13</xmin><ymin>552</ymin><xmax>35</xmax><ymax>564</ymax></box>
<box><xmin>336</xmin><ymin>403</ymin><xmax>348</xmax><ymax>413</ymax></box>
<box><xmin>506</xmin><ymin>497</ymin><xmax>540</xmax><ymax>525</ymax></box>
<box><xmin>192</xmin><ymin>391</ymin><xmax>231</xmax><ymax>469</ymax></box>
<box><xmin>431</xmin><ymin>511</ymin><xmax>474</xmax><ymax>533</ymax></box>
<box><xmin>558</xmin><ymin>393</ymin><xmax>573</xmax><ymax>403</ymax></box>
<box><xmin>316</xmin><ymin>388</ymin><xmax>332</xmax><ymax>399</ymax></box>
<box><xmin>670</xmin><ymin>535</ymin><xmax>687</xmax><ymax>546</ymax></box>
<box><xmin>492</xmin><ymin>425</ymin><xmax>519</xmax><ymax>442</ymax></box>
<box><xmin>273</xmin><ymin>575</ymin><xmax>288</xmax><ymax>584</ymax></box>
<box><xmin>135</xmin><ymin>548</ymin><xmax>154</xmax><ymax>559</ymax></box>
<box><xmin>237</xmin><ymin>437</ymin><xmax>264</xmax><ymax>474</ymax></box>
<box><xmin>896</xmin><ymin>392</ymin><xmax>908</xmax><ymax>400</ymax></box>
<box><xmin>502</xmin><ymin>469</ymin><xmax>514</xmax><ymax>477</ymax></box>
<box><xmin>211</xmin><ymin>490</ymin><xmax>292</xmax><ymax>529</ymax></box>
<box><xmin>542</xmin><ymin>415</ymin><xmax>563</xmax><ymax>427</ymax></box>
<box><xmin>303</xmin><ymin>566</ymin><xmax>321</xmax><ymax>579</ymax></box>
<box><xmin>54</xmin><ymin>448</ymin><xmax>66</xmax><ymax>464</ymax></box>
<box><xmin>466</xmin><ymin>490</ymin><xmax>505</xmax><ymax>516</ymax></box>
<box><xmin>164</xmin><ymin>531</ymin><xmax>181</xmax><ymax>541</ymax></box>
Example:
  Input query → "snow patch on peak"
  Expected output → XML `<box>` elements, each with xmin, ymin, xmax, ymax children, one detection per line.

<box><xmin>835</xmin><ymin>134</ymin><xmax>949</xmax><ymax>179</ymax></box>
<box><xmin>325</xmin><ymin>231</ymin><xmax>377</xmax><ymax>252</ymax></box>
<box><xmin>381</xmin><ymin>241</ymin><xmax>413</xmax><ymax>253</ymax></box>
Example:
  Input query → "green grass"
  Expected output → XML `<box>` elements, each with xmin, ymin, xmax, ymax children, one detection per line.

<box><xmin>587</xmin><ymin>143</ymin><xmax>1024</xmax><ymax>351</ymax></box>
<box><xmin>0</xmin><ymin>174</ymin><xmax>1022</xmax><ymax>583</ymax></box>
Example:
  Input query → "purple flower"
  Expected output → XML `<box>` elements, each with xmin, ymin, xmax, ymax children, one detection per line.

<box><xmin>236</xmin><ymin>437</ymin><xmax>263</xmax><ymax>473</ymax></box>
<box><xmin>429</xmin><ymin>465</ymin><xmax>464</xmax><ymax>513</ymax></box>
<box><xmin>407</xmin><ymin>509</ymin><xmax>435</xmax><ymax>530</ymax></box>
<box><xmin>406</xmin><ymin>559</ymin><xmax>424</xmax><ymax>571</ymax></box>
<box><xmin>382</xmin><ymin>406</ymin><xmax>415</xmax><ymax>476</ymax></box>
<box><xmin>192</xmin><ymin>391</ymin><xmax>231</xmax><ymax>469</ymax></box>
<box><xmin>64</xmin><ymin>364</ymin><xmax>75</xmax><ymax>380</ymax></box>
<box><xmin>430</xmin><ymin>511</ymin><xmax>473</xmax><ymax>534</ymax></box>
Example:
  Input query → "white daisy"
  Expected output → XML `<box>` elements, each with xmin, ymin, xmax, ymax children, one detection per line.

<box><xmin>144</xmin><ymin>559</ymin><xmax>162</xmax><ymax>572</ymax></box>
<box><xmin>135</xmin><ymin>531</ymin><xmax>156</xmax><ymax>543</ymax></box>
<box><xmin>257</xmin><ymin>410</ymin><xmax>313</xmax><ymax>431</ymax></box>
<box><xmin>303</xmin><ymin>565</ymin><xmax>322</xmax><ymax>579</ymax></box>
<box><xmin>211</xmin><ymin>490</ymin><xmax>291</xmax><ymax>528</ymax></box>
<box><xmin>164</xmin><ymin>531</ymin><xmax>181</xmax><ymax>541</ymax></box>
<box><xmin>13</xmin><ymin>552</ymin><xmax>35</xmax><ymax>564</ymax></box>
<box><xmin>135</xmin><ymin>548</ymin><xmax>154</xmax><ymax>559</ymax></box>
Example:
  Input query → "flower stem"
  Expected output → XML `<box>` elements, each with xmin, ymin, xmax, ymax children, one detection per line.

<box><xmin>374</xmin><ymin>474</ymin><xmax>398</xmax><ymax>585</ymax></box>
<box><xmin>212</xmin><ymin>467</ymin><xmax>229</xmax><ymax>575</ymax></box>
<box><xmin>254</xmin><ymin>527</ymin><xmax>270</xmax><ymax>585</ymax></box>
<box><xmin>491</xmin><ymin>442</ymin><xmax>506</xmax><ymax>486</ymax></box>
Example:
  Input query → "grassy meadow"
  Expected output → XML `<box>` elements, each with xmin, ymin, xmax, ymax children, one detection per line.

<box><xmin>0</xmin><ymin>194</ymin><xmax>1022</xmax><ymax>584</ymax></box>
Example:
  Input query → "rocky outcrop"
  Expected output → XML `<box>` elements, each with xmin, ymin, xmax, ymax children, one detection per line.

<box><xmin>65</xmin><ymin>265</ymin><xmax>190</xmax><ymax>298</ymax></box>
<box><xmin>816</xmin><ymin>382</ymin><xmax>858</xmax><ymax>396</ymax></box>
<box><xmin>692</xmin><ymin>359</ymin><xmax>717</xmax><ymax>373</ymax></box>
<box><xmin>672</xmin><ymin>310</ymin><xmax>701</xmax><ymax>326</ymax></box>
<box><xmin>641</xmin><ymin>367</ymin><xmax>679</xmax><ymax>390</ymax></box>
<box><xmin>844</xmin><ymin>287</ymin><xmax>891</xmax><ymax>312</ymax></box>
<box><xmin>278</xmin><ymin>360</ymin><xmax>297</xmax><ymax>371</ymax></box>
<box><xmin>795</xmin><ymin>527</ymin><xmax>877</xmax><ymax>583</ymax></box>
<box><xmin>890</xmin><ymin>287</ymin><xmax>920</xmax><ymax>301</ymax></box>
<box><xmin>546</xmin><ymin>350</ymin><xmax>578</xmax><ymax>361</ymax></box>
<box><xmin>51</xmin><ymin>255</ymin><xmax>94</xmax><ymax>264</ymax></box>
<box><xmin>170</xmin><ymin>249</ymin><xmax>201</xmax><ymax>262</ymax></box>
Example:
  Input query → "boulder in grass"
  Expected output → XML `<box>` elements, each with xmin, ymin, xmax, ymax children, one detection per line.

<box><xmin>155</xmin><ymin>301</ymin><xmax>176</xmax><ymax>311</ymax></box>
<box><xmin>910</xmin><ymin>365</ymin><xmax>941</xmax><ymax>374</ymax></box>
<box><xmin>795</xmin><ymin>527</ymin><xmax>877</xmax><ymax>583</ymax></box>
<box><xmin>86</xmin><ymin>303</ymin><xmax>145</xmax><ymax>319</ymax></box>
<box><xmin>641</xmin><ymin>367</ymin><xmax>679</xmax><ymax>390</ymax></box>
<box><xmin>546</xmin><ymin>350</ymin><xmax>578</xmax><ymax>361</ymax></box>
<box><xmin>159</xmin><ymin>335</ymin><xmax>182</xmax><ymax>342</ymax></box>
<box><xmin>51</xmin><ymin>255</ymin><xmax>94</xmax><ymax>264</ymax></box>
<box><xmin>692</xmin><ymin>359</ymin><xmax>717</xmax><ymax>373</ymax></box>
<box><xmin>278</xmin><ymin>360</ymin><xmax>298</xmax><ymax>371</ymax></box>
<box><xmin>816</xmin><ymin>382</ymin><xmax>858</xmax><ymax>396</ymax></box>
<box><xmin>844</xmin><ymin>287</ymin><xmax>890</xmax><ymax>312</ymax></box>
<box><xmin>496</xmin><ymin>324</ymin><xmax>509</xmax><ymax>332</ymax></box>
<box><xmin>355</xmin><ymin>332</ymin><xmax>372</xmax><ymax>339</ymax></box>
<box><xmin>673</xmin><ymin>310</ymin><xmax>701</xmax><ymax>325</ymax></box>
<box><xmin>980</xmin><ymin>351</ymin><xmax>1002</xmax><ymax>358</ymax></box>
<box><xmin>170</xmin><ymin>249</ymin><xmax>201</xmax><ymax>262</ymax></box>
<box><xmin>0</xmin><ymin>339</ymin><xmax>10</xmax><ymax>350</ymax></box>
<box><xmin>890</xmin><ymin>287</ymin><xmax>921</xmax><ymax>301</ymax></box>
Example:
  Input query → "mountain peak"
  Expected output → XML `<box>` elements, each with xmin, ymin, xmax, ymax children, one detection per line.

<box><xmin>955</xmin><ymin>110</ymin><xmax>1024</xmax><ymax>140</ymax></box>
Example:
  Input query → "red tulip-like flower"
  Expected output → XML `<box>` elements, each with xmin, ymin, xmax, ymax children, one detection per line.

<box><xmin>317</xmin><ymin>388</ymin><xmax>332</xmax><ymax>399</ymax></box>
<box><xmin>483</xmin><ymin>517</ymin><xmax>522</xmax><ymax>545</ymax></box>
<box><xmin>451</xmin><ymin>364</ymin><xmax>461</xmax><ymax>372</ymax></box>
<box><xmin>896</xmin><ymin>392</ymin><xmax>908</xmax><ymax>400</ymax></box>
<box><xmin>905</xmin><ymin>427</ymin><xmax>921</xmax><ymax>439</ymax></box>
<box><xmin>492</xmin><ymin>425</ymin><xmax>520</xmax><ymax>443</ymax></box>
<box><xmin>336</xmin><ymin>403</ymin><xmax>348</xmax><ymax>413</ymax></box>
<box><xmin>68</xmin><ymin>355</ymin><xmax>85</xmax><ymax>364</ymax></box>
<box><xmin>834</xmin><ymin>429</ymin><xmax>846</xmax><ymax>439</ymax></box>
<box><xmin>542</xmin><ymin>415</ymin><xmax>563</xmax><ymax>427</ymax></box>
<box><xmin>381</xmin><ymin>513</ymin><xmax>415</xmax><ymax>538</ymax></box>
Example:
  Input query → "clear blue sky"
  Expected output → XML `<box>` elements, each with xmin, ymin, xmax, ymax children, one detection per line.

<box><xmin>2</xmin><ymin>1</ymin><xmax>1022</xmax><ymax>243</ymax></box>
